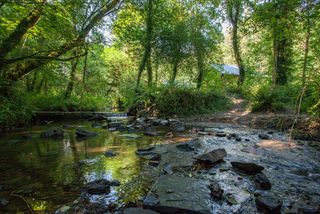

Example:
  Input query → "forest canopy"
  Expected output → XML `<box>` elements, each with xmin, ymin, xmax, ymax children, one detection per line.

<box><xmin>0</xmin><ymin>0</ymin><xmax>319</xmax><ymax>128</ymax></box>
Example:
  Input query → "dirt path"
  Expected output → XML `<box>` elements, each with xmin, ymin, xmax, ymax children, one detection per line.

<box><xmin>180</xmin><ymin>96</ymin><xmax>296</xmax><ymax>129</ymax></box>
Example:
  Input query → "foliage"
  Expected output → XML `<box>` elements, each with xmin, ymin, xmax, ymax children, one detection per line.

<box><xmin>155</xmin><ymin>87</ymin><xmax>231</xmax><ymax>116</ymax></box>
<box><xmin>0</xmin><ymin>94</ymin><xmax>33</xmax><ymax>128</ymax></box>
<box><xmin>250</xmin><ymin>85</ymin><xmax>296</xmax><ymax>112</ymax></box>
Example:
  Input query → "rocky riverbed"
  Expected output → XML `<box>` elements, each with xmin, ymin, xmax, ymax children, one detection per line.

<box><xmin>0</xmin><ymin>117</ymin><xmax>319</xmax><ymax>213</ymax></box>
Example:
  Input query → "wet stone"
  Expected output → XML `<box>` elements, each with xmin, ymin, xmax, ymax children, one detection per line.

<box><xmin>162</xmin><ymin>163</ymin><xmax>173</xmax><ymax>175</ymax></box>
<box><xmin>104</xmin><ymin>150</ymin><xmax>118</xmax><ymax>157</ymax></box>
<box><xmin>0</xmin><ymin>198</ymin><xmax>9</xmax><ymax>207</ymax></box>
<box><xmin>123</xmin><ymin>208</ymin><xmax>160</xmax><ymax>214</ymax></box>
<box><xmin>83</xmin><ymin>179</ymin><xmax>119</xmax><ymax>195</ymax></box>
<box><xmin>41</xmin><ymin>127</ymin><xmax>64</xmax><ymax>139</ymax></box>
<box><xmin>136</xmin><ymin>151</ymin><xmax>161</xmax><ymax>161</ymax></box>
<box><xmin>254</xmin><ymin>173</ymin><xmax>272</xmax><ymax>190</ymax></box>
<box><xmin>209</xmin><ymin>181</ymin><xmax>223</xmax><ymax>199</ymax></box>
<box><xmin>259</xmin><ymin>133</ymin><xmax>271</xmax><ymax>140</ymax></box>
<box><xmin>216</xmin><ymin>132</ymin><xmax>227</xmax><ymax>137</ymax></box>
<box><xmin>143</xmin><ymin>131</ymin><xmax>160</xmax><ymax>136</ymax></box>
<box><xmin>143</xmin><ymin>193</ymin><xmax>159</xmax><ymax>206</ymax></box>
<box><xmin>75</xmin><ymin>128</ymin><xmax>97</xmax><ymax>139</ymax></box>
<box><xmin>176</xmin><ymin>142</ymin><xmax>195</xmax><ymax>152</ymax></box>
<box><xmin>144</xmin><ymin>175</ymin><xmax>211</xmax><ymax>213</ymax></box>
<box><xmin>55</xmin><ymin>205</ymin><xmax>70</xmax><ymax>214</ymax></box>
<box><xmin>286</xmin><ymin>200</ymin><xmax>320</xmax><ymax>214</ymax></box>
<box><xmin>231</xmin><ymin>161</ymin><xmax>264</xmax><ymax>175</ymax></box>
<box><xmin>137</xmin><ymin>146</ymin><xmax>155</xmax><ymax>152</ymax></box>
<box><xmin>195</xmin><ymin>148</ymin><xmax>227</xmax><ymax>164</ymax></box>
<box><xmin>255</xmin><ymin>193</ymin><xmax>282</xmax><ymax>214</ymax></box>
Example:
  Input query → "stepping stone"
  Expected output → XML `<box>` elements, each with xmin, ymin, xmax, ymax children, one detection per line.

<box><xmin>231</xmin><ymin>161</ymin><xmax>264</xmax><ymax>175</ymax></box>
<box><xmin>195</xmin><ymin>149</ymin><xmax>227</xmax><ymax>164</ymax></box>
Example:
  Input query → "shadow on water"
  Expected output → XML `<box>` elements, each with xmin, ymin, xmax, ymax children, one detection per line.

<box><xmin>0</xmin><ymin>120</ymin><xmax>162</xmax><ymax>213</ymax></box>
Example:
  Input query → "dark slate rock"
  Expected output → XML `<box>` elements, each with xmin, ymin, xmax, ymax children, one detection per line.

<box><xmin>137</xmin><ymin>146</ymin><xmax>155</xmax><ymax>152</ymax></box>
<box><xmin>0</xmin><ymin>198</ymin><xmax>9</xmax><ymax>207</ymax></box>
<box><xmin>231</xmin><ymin>162</ymin><xmax>264</xmax><ymax>175</ymax></box>
<box><xmin>255</xmin><ymin>193</ymin><xmax>282</xmax><ymax>214</ymax></box>
<box><xmin>258</xmin><ymin>134</ymin><xmax>271</xmax><ymax>140</ymax></box>
<box><xmin>76</xmin><ymin>128</ymin><xmax>97</xmax><ymax>139</ymax></box>
<box><xmin>83</xmin><ymin>179</ymin><xmax>119</xmax><ymax>195</ymax></box>
<box><xmin>286</xmin><ymin>200</ymin><xmax>320</xmax><ymax>214</ymax></box>
<box><xmin>148</xmin><ymin>161</ymin><xmax>160</xmax><ymax>167</ymax></box>
<box><xmin>143</xmin><ymin>193</ymin><xmax>159</xmax><ymax>206</ymax></box>
<box><xmin>195</xmin><ymin>149</ymin><xmax>227</xmax><ymax>164</ymax></box>
<box><xmin>162</xmin><ymin>163</ymin><xmax>173</xmax><ymax>175</ymax></box>
<box><xmin>104</xmin><ymin>150</ymin><xmax>118</xmax><ymax>157</ymax></box>
<box><xmin>136</xmin><ymin>151</ymin><xmax>161</xmax><ymax>161</ymax></box>
<box><xmin>176</xmin><ymin>142</ymin><xmax>195</xmax><ymax>152</ymax></box>
<box><xmin>41</xmin><ymin>127</ymin><xmax>64</xmax><ymax>139</ymax></box>
<box><xmin>123</xmin><ymin>208</ymin><xmax>160</xmax><ymax>214</ymax></box>
<box><xmin>254</xmin><ymin>173</ymin><xmax>272</xmax><ymax>190</ymax></box>
<box><xmin>209</xmin><ymin>182</ymin><xmax>223</xmax><ymax>199</ymax></box>
<box><xmin>235</xmin><ymin>136</ymin><xmax>242</xmax><ymax>141</ymax></box>
<box><xmin>216</xmin><ymin>132</ymin><xmax>227</xmax><ymax>137</ymax></box>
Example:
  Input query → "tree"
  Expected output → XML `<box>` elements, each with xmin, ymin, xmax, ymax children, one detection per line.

<box><xmin>225</xmin><ymin>0</ymin><xmax>245</xmax><ymax>86</ymax></box>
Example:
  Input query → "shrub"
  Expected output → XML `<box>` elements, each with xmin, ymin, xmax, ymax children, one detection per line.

<box><xmin>250</xmin><ymin>85</ymin><xmax>294</xmax><ymax>112</ymax></box>
<box><xmin>0</xmin><ymin>95</ymin><xmax>33</xmax><ymax>128</ymax></box>
<box><xmin>155</xmin><ymin>88</ymin><xmax>230</xmax><ymax>116</ymax></box>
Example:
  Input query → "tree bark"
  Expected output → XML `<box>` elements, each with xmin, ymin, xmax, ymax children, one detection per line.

<box><xmin>65</xmin><ymin>53</ymin><xmax>79</xmax><ymax>99</ymax></box>
<box><xmin>0</xmin><ymin>0</ymin><xmax>46</xmax><ymax>60</ymax></box>
<box><xmin>302</xmin><ymin>2</ymin><xmax>311</xmax><ymax>87</ymax></box>
<box><xmin>147</xmin><ymin>55</ymin><xmax>152</xmax><ymax>87</ymax></box>
<box><xmin>196</xmin><ymin>48</ymin><xmax>205</xmax><ymax>89</ymax></box>
<box><xmin>228</xmin><ymin>0</ymin><xmax>245</xmax><ymax>87</ymax></box>
<box><xmin>171</xmin><ymin>59</ymin><xmax>179</xmax><ymax>85</ymax></box>
<box><xmin>136</xmin><ymin>0</ymin><xmax>153</xmax><ymax>89</ymax></box>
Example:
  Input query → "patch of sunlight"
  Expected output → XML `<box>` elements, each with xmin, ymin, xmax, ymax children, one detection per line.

<box><xmin>257</xmin><ymin>140</ymin><xmax>297</xmax><ymax>150</ymax></box>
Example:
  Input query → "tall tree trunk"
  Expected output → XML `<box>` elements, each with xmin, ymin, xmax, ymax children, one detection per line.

<box><xmin>0</xmin><ymin>0</ymin><xmax>46</xmax><ymax>60</ymax></box>
<box><xmin>196</xmin><ymin>49</ymin><xmax>205</xmax><ymax>89</ymax></box>
<box><xmin>227</xmin><ymin>0</ymin><xmax>245</xmax><ymax>86</ymax></box>
<box><xmin>136</xmin><ymin>0</ymin><xmax>153</xmax><ymax>89</ymax></box>
<box><xmin>65</xmin><ymin>54</ymin><xmax>79</xmax><ymax>99</ymax></box>
<box><xmin>171</xmin><ymin>59</ymin><xmax>179</xmax><ymax>85</ymax></box>
<box><xmin>302</xmin><ymin>4</ymin><xmax>311</xmax><ymax>87</ymax></box>
<box><xmin>147</xmin><ymin>55</ymin><xmax>152</xmax><ymax>87</ymax></box>
<box><xmin>30</xmin><ymin>70</ymin><xmax>38</xmax><ymax>92</ymax></box>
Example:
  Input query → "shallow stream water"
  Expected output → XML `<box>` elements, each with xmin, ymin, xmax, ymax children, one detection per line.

<box><xmin>0</xmin><ymin>120</ymin><xmax>170</xmax><ymax>213</ymax></box>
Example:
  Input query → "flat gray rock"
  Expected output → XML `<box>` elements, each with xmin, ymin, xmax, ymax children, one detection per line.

<box><xmin>123</xmin><ymin>208</ymin><xmax>159</xmax><ymax>214</ymax></box>
<box><xmin>144</xmin><ymin>175</ymin><xmax>211</xmax><ymax>213</ymax></box>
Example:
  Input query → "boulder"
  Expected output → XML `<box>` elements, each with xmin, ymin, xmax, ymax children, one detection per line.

<box><xmin>286</xmin><ymin>200</ymin><xmax>320</xmax><ymax>214</ymax></box>
<box><xmin>195</xmin><ymin>149</ymin><xmax>227</xmax><ymax>164</ymax></box>
<box><xmin>254</xmin><ymin>173</ymin><xmax>271</xmax><ymax>190</ymax></box>
<box><xmin>83</xmin><ymin>179</ymin><xmax>120</xmax><ymax>195</ymax></box>
<box><xmin>170</xmin><ymin>122</ymin><xmax>185</xmax><ymax>133</ymax></box>
<box><xmin>76</xmin><ymin>128</ymin><xmax>97</xmax><ymax>139</ymax></box>
<box><xmin>258</xmin><ymin>134</ymin><xmax>271</xmax><ymax>140</ymax></box>
<box><xmin>255</xmin><ymin>193</ymin><xmax>282</xmax><ymax>214</ymax></box>
<box><xmin>41</xmin><ymin>127</ymin><xmax>64</xmax><ymax>139</ymax></box>
<box><xmin>136</xmin><ymin>151</ymin><xmax>161</xmax><ymax>161</ymax></box>
<box><xmin>231</xmin><ymin>162</ymin><xmax>264</xmax><ymax>175</ymax></box>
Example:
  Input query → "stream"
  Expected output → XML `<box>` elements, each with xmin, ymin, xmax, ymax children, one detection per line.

<box><xmin>0</xmin><ymin>118</ymin><xmax>319</xmax><ymax>213</ymax></box>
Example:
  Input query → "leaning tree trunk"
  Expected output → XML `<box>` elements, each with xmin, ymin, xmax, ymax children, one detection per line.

<box><xmin>136</xmin><ymin>0</ymin><xmax>153</xmax><ymax>89</ymax></box>
<box><xmin>0</xmin><ymin>0</ymin><xmax>120</xmax><ymax>90</ymax></box>
<box><xmin>302</xmin><ymin>6</ymin><xmax>311</xmax><ymax>88</ymax></box>
<box><xmin>0</xmin><ymin>0</ymin><xmax>46</xmax><ymax>61</ymax></box>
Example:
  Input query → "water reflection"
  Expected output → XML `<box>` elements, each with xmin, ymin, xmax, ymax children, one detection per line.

<box><xmin>0</xmin><ymin>121</ymin><xmax>162</xmax><ymax>212</ymax></box>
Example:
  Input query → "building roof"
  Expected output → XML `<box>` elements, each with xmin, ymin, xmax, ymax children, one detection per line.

<box><xmin>211</xmin><ymin>64</ymin><xmax>239</xmax><ymax>76</ymax></box>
